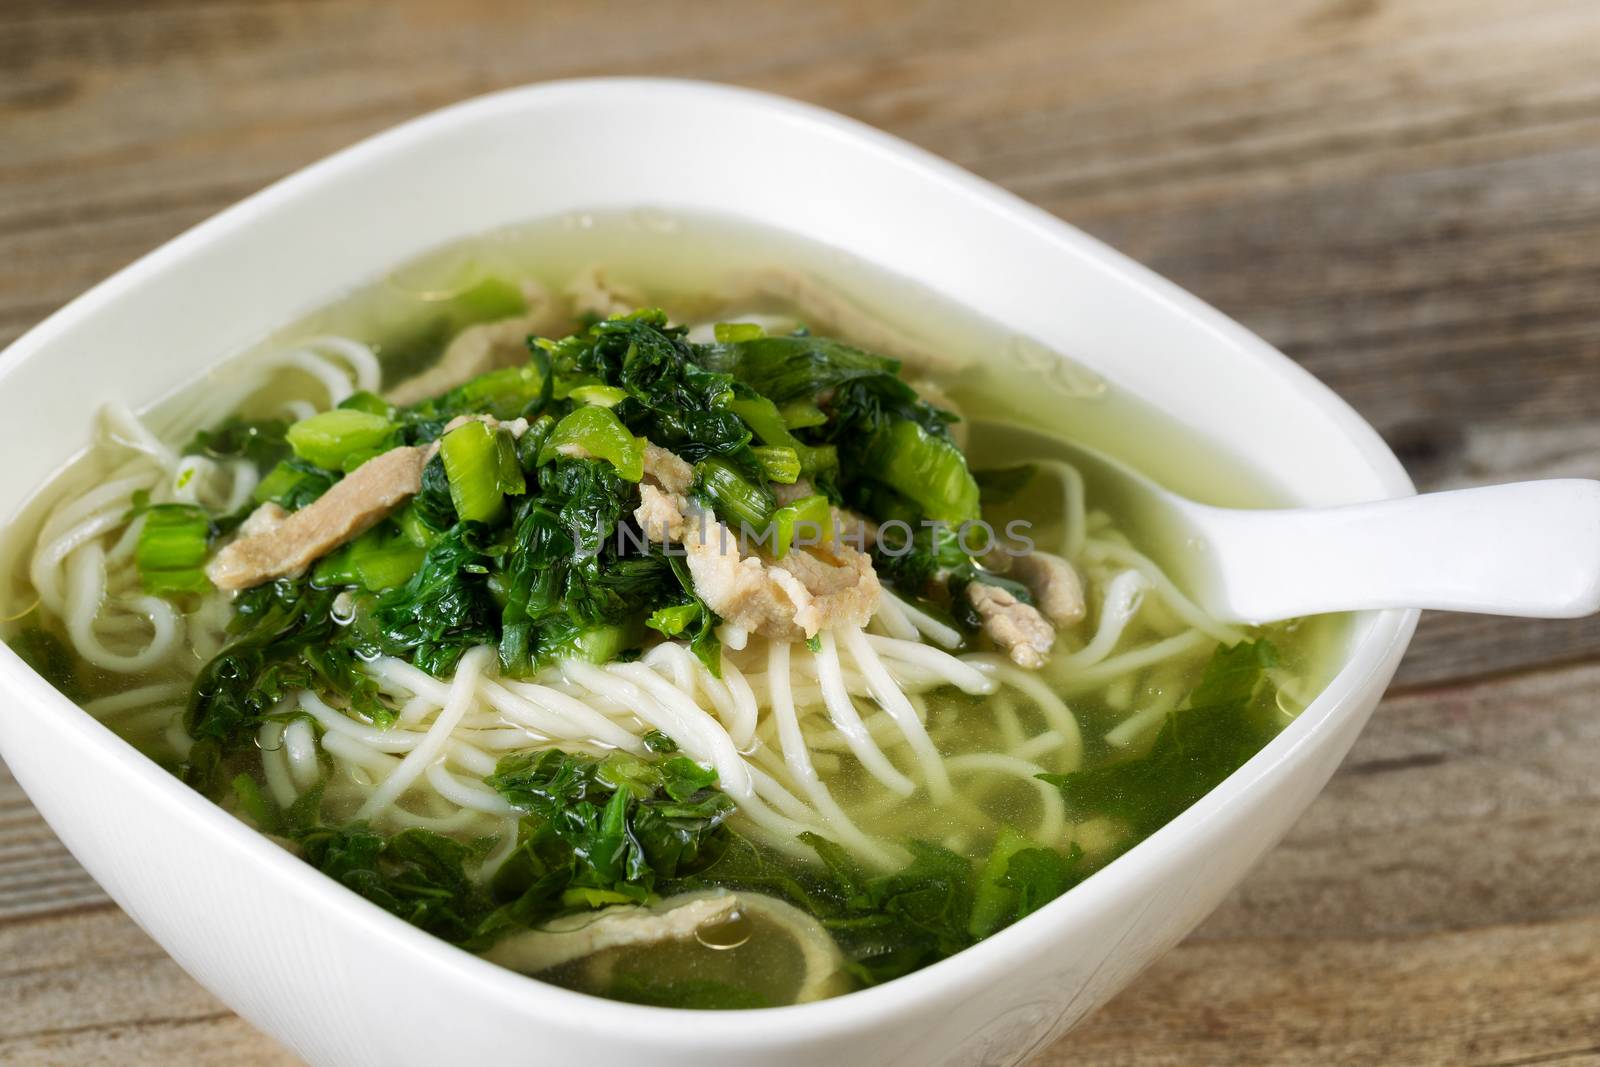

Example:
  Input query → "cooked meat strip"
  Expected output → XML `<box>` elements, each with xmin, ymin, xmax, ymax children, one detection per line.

<box><xmin>687</xmin><ymin>267</ymin><xmax>970</xmax><ymax>376</ymax></box>
<box><xmin>965</xmin><ymin>581</ymin><xmax>1055</xmax><ymax>670</ymax></box>
<box><xmin>384</xmin><ymin>285</ymin><xmax>567</xmax><ymax>406</ymax></box>
<box><xmin>206</xmin><ymin>445</ymin><xmax>430</xmax><ymax>591</ymax></box>
<box><xmin>1006</xmin><ymin>551</ymin><xmax>1086</xmax><ymax>627</ymax></box>
<box><xmin>482</xmin><ymin>893</ymin><xmax>738</xmax><ymax>976</ymax></box>
<box><xmin>236</xmin><ymin>501</ymin><xmax>289</xmax><ymax>539</ymax></box>
<box><xmin>642</xmin><ymin>442</ymin><xmax>694</xmax><ymax>495</ymax></box>
<box><xmin>632</xmin><ymin>446</ymin><xmax>881</xmax><ymax>640</ymax></box>
<box><xmin>566</xmin><ymin>265</ymin><xmax>643</xmax><ymax>320</ymax></box>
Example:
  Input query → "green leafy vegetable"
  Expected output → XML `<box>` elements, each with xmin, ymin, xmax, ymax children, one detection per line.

<box><xmin>480</xmin><ymin>749</ymin><xmax>735</xmax><ymax>931</ymax></box>
<box><xmin>1038</xmin><ymin>640</ymin><xmax>1281</xmax><ymax>837</ymax></box>
<box><xmin>183</xmin><ymin>579</ymin><xmax>386</xmax><ymax>794</ymax></box>
<box><xmin>187</xmin><ymin>417</ymin><xmax>291</xmax><ymax>469</ymax></box>
<box><xmin>296</xmin><ymin>824</ymin><xmax>494</xmax><ymax>945</ymax></box>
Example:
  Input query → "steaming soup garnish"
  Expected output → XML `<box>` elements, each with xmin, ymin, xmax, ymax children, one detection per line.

<box><xmin>2</xmin><ymin>233</ymin><xmax>1336</xmax><ymax>1009</ymax></box>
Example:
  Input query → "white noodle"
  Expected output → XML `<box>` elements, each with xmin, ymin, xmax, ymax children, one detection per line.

<box><xmin>879</xmin><ymin>587</ymin><xmax>963</xmax><ymax>649</ymax></box>
<box><xmin>840</xmin><ymin>626</ymin><xmax>952</xmax><ymax>803</ymax></box>
<box><xmin>357</xmin><ymin>647</ymin><xmax>490</xmax><ymax>819</ymax></box>
<box><xmin>1057</xmin><ymin>569</ymin><xmax>1148</xmax><ymax>671</ymax></box>
<box><xmin>766</xmin><ymin>642</ymin><xmax>903</xmax><ymax>870</ymax></box>
<box><xmin>259</xmin><ymin>720</ymin><xmax>299</xmax><ymax>810</ymax></box>
<box><xmin>813</xmin><ymin>631</ymin><xmax>914</xmax><ymax>797</ymax></box>
<box><xmin>283</xmin><ymin>717</ymin><xmax>321</xmax><ymax>792</ymax></box>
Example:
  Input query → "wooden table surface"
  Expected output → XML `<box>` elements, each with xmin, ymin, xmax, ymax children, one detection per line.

<box><xmin>4</xmin><ymin>0</ymin><xmax>1600</xmax><ymax>1063</ymax></box>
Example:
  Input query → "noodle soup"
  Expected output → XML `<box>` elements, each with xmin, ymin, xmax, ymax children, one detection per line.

<box><xmin>1</xmin><ymin>212</ymin><xmax>1344</xmax><ymax>1009</ymax></box>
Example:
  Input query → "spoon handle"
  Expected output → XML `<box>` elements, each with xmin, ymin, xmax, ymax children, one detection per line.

<box><xmin>1198</xmin><ymin>479</ymin><xmax>1600</xmax><ymax>622</ymax></box>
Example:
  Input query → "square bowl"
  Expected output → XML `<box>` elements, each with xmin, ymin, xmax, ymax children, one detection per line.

<box><xmin>0</xmin><ymin>79</ymin><xmax>1416</xmax><ymax>1066</ymax></box>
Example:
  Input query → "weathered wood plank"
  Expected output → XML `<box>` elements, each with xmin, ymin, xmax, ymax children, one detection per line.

<box><xmin>2</xmin><ymin>0</ymin><xmax>1599</xmax><ymax>1062</ymax></box>
<box><xmin>0</xmin><ymin>764</ymin><xmax>108</xmax><ymax>921</ymax></box>
<box><xmin>0</xmin><ymin>907</ymin><xmax>297</xmax><ymax>1066</ymax></box>
<box><xmin>1052</xmin><ymin>915</ymin><xmax>1600</xmax><ymax>1067</ymax></box>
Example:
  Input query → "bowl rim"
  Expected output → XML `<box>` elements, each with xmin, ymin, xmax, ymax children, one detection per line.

<box><xmin>0</xmin><ymin>77</ymin><xmax>1419</xmax><ymax>1040</ymax></box>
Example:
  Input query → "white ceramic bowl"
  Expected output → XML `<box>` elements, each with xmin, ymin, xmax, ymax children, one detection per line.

<box><xmin>0</xmin><ymin>80</ymin><xmax>1417</xmax><ymax>1066</ymax></box>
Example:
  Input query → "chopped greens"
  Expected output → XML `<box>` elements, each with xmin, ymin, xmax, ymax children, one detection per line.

<box><xmin>135</xmin><ymin>503</ymin><xmax>212</xmax><ymax>596</ymax></box>
<box><xmin>1039</xmin><ymin>640</ymin><xmax>1283</xmax><ymax>838</ymax></box>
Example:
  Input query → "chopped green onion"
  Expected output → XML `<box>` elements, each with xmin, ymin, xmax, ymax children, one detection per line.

<box><xmin>136</xmin><ymin>504</ymin><xmax>211</xmax><ymax>596</ymax></box>
<box><xmin>796</xmin><ymin>443</ymin><xmax>838</xmax><ymax>482</ymax></box>
<box><xmin>646</xmin><ymin>603</ymin><xmax>701</xmax><ymax>638</ymax></box>
<box><xmin>729</xmin><ymin>396</ymin><xmax>796</xmax><ymax>448</ymax></box>
<box><xmin>714</xmin><ymin>322</ymin><xmax>765</xmax><ymax>343</ymax></box>
<box><xmin>550</xmin><ymin>623</ymin><xmax>630</xmax><ymax>664</ymax></box>
<box><xmin>537</xmin><ymin>406</ymin><xmax>644</xmax><ymax>482</ymax></box>
<box><xmin>770</xmin><ymin>494</ymin><xmax>832</xmax><ymax>559</ymax></box>
<box><xmin>753</xmin><ymin>445</ymin><xmax>800</xmax><ymax>485</ymax></box>
<box><xmin>440</xmin><ymin>363</ymin><xmax>548</xmax><ymax>419</ymax></box>
<box><xmin>567</xmin><ymin>383</ymin><xmax>628</xmax><ymax>408</ymax></box>
<box><xmin>285</xmin><ymin>409</ymin><xmax>395</xmax><ymax>471</ymax></box>
<box><xmin>440</xmin><ymin>420</ymin><xmax>523</xmax><ymax>523</ymax></box>
<box><xmin>348</xmin><ymin>530</ymin><xmax>427</xmax><ymax>590</ymax></box>
<box><xmin>312</xmin><ymin>544</ymin><xmax>360</xmax><ymax>587</ymax></box>
<box><xmin>778</xmin><ymin>399</ymin><xmax>828</xmax><ymax>429</ymax></box>
<box><xmin>336</xmin><ymin>391</ymin><xmax>392</xmax><ymax>416</ymax></box>
<box><xmin>395</xmin><ymin>504</ymin><xmax>439</xmax><ymax>549</ymax></box>
<box><xmin>691</xmin><ymin>457</ymin><xmax>776</xmax><ymax>532</ymax></box>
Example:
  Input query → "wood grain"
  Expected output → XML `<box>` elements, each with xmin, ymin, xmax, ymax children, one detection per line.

<box><xmin>2</xmin><ymin>0</ymin><xmax>1598</xmax><ymax>1063</ymax></box>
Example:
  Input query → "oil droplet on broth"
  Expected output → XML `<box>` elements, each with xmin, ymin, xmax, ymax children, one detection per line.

<box><xmin>694</xmin><ymin>908</ymin><xmax>754</xmax><ymax>951</ymax></box>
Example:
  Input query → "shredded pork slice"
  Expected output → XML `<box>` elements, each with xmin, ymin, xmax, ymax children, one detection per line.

<box><xmin>693</xmin><ymin>267</ymin><xmax>971</xmax><ymax>376</ymax></box>
<box><xmin>1006</xmin><ymin>551</ymin><xmax>1086</xmax><ymax>627</ymax></box>
<box><xmin>481</xmin><ymin>893</ymin><xmax>737</xmax><ymax>976</ymax></box>
<box><xmin>633</xmin><ymin>447</ymin><xmax>880</xmax><ymax>640</ymax></box>
<box><xmin>481</xmin><ymin>890</ymin><xmax>848</xmax><ymax>1000</ymax></box>
<box><xmin>206</xmin><ymin>446</ymin><xmax>430</xmax><ymax>591</ymax></box>
<box><xmin>236</xmin><ymin>501</ymin><xmax>289</xmax><ymax>539</ymax></box>
<box><xmin>384</xmin><ymin>286</ymin><xmax>567</xmax><ymax>406</ymax></box>
<box><xmin>566</xmin><ymin>265</ymin><xmax>644</xmax><ymax>320</ymax></box>
<box><xmin>642</xmin><ymin>442</ymin><xmax>694</xmax><ymax>494</ymax></box>
<box><xmin>966</xmin><ymin>582</ymin><xmax>1055</xmax><ymax>670</ymax></box>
